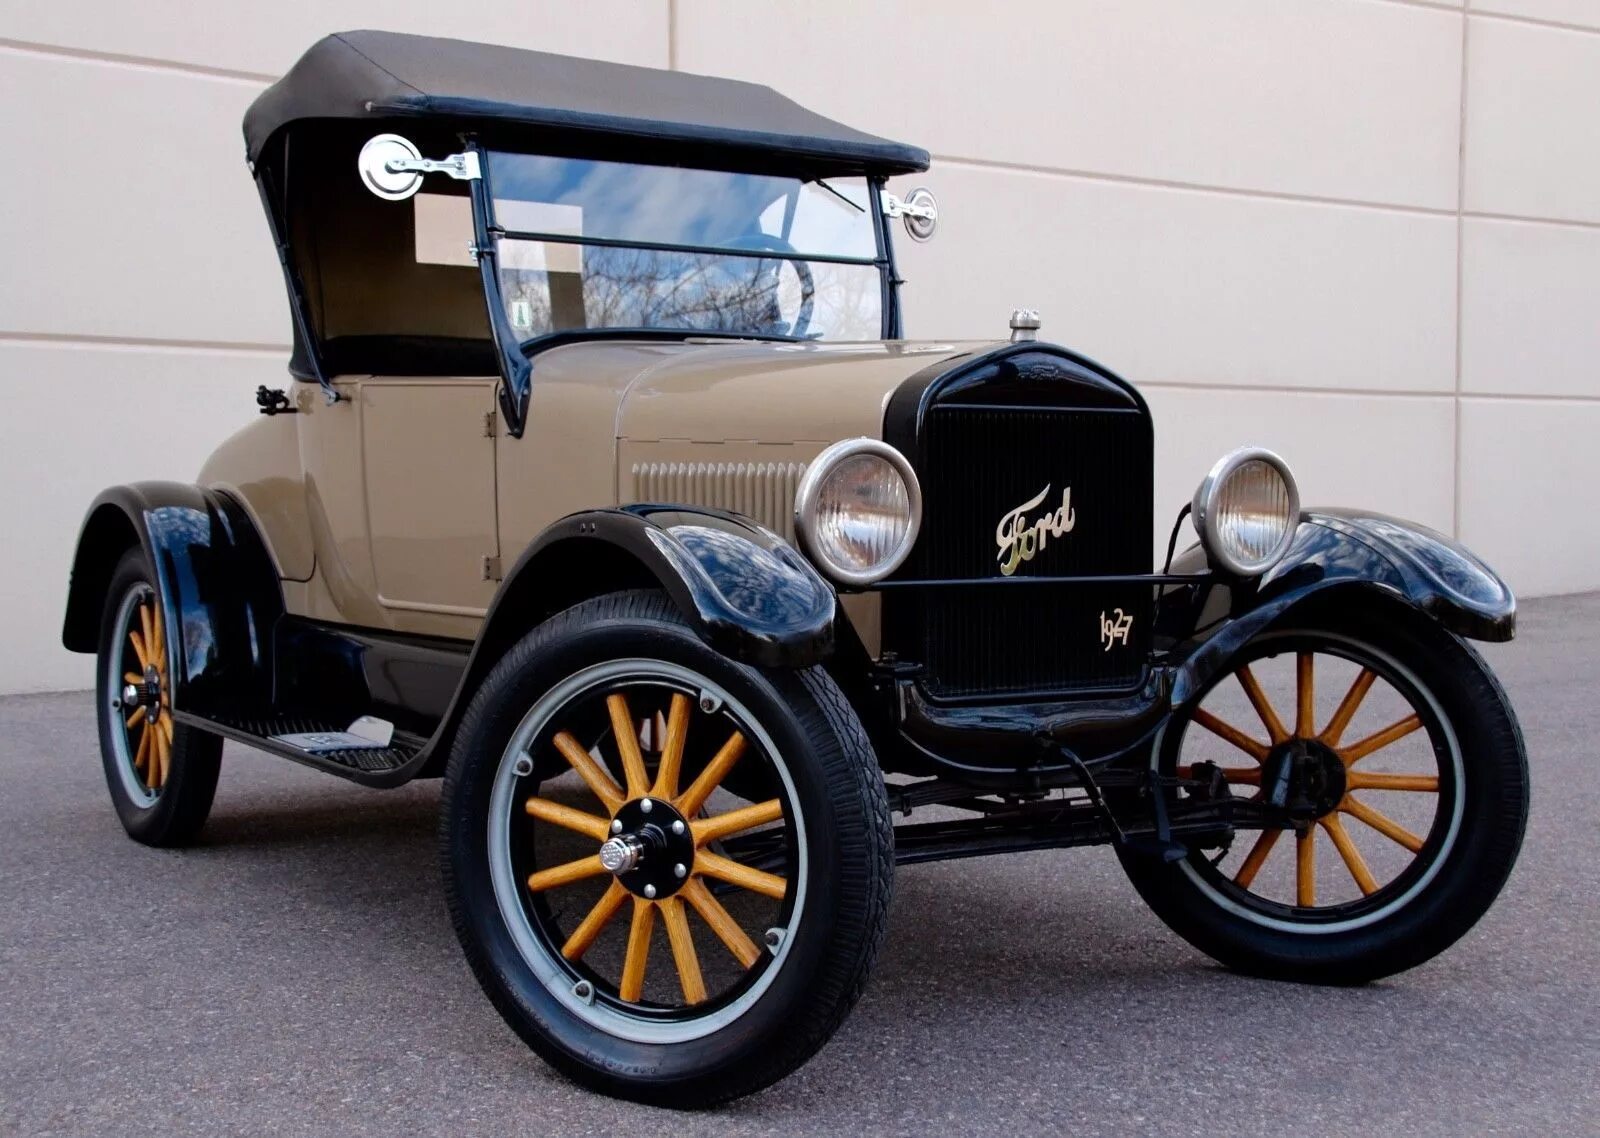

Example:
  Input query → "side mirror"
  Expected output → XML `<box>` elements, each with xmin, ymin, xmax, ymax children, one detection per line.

<box><xmin>882</xmin><ymin>187</ymin><xmax>939</xmax><ymax>242</ymax></box>
<box><xmin>357</xmin><ymin>134</ymin><xmax>481</xmax><ymax>201</ymax></box>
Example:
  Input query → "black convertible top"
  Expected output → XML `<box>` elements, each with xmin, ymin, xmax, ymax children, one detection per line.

<box><xmin>243</xmin><ymin>30</ymin><xmax>930</xmax><ymax>177</ymax></box>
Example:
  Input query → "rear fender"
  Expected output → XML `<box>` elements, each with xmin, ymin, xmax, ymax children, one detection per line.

<box><xmin>61</xmin><ymin>483</ymin><xmax>284</xmax><ymax>715</ymax></box>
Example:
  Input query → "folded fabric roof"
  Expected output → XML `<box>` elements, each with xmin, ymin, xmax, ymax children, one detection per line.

<box><xmin>243</xmin><ymin>30</ymin><xmax>931</xmax><ymax>177</ymax></box>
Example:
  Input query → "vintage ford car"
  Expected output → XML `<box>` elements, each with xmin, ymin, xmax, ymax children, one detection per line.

<box><xmin>63</xmin><ymin>32</ymin><xmax>1529</xmax><ymax>1107</ymax></box>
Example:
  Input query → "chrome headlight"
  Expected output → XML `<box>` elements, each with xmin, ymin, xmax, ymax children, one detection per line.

<box><xmin>795</xmin><ymin>439</ymin><xmax>922</xmax><ymax>586</ymax></box>
<box><xmin>1192</xmin><ymin>447</ymin><xmax>1300</xmax><ymax>577</ymax></box>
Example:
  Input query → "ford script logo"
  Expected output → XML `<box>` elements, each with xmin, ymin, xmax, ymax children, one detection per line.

<box><xmin>995</xmin><ymin>484</ymin><xmax>1076</xmax><ymax>576</ymax></box>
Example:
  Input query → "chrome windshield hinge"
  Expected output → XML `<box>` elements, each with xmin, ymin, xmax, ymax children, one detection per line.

<box><xmin>385</xmin><ymin>150</ymin><xmax>481</xmax><ymax>182</ymax></box>
<box><xmin>481</xmin><ymin>555</ymin><xmax>503</xmax><ymax>582</ymax></box>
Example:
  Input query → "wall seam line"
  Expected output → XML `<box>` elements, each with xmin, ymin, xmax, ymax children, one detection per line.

<box><xmin>1453</xmin><ymin>9</ymin><xmax>1469</xmax><ymax>540</ymax></box>
<box><xmin>0</xmin><ymin>37</ymin><xmax>273</xmax><ymax>83</ymax></box>
<box><xmin>0</xmin><ymin>331</ymin><xmax>290</xmax><ymax>355</ymax></box>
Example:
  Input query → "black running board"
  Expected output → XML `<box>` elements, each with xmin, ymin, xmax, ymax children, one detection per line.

<box><xmin>173</xmin><ymin>710</ymin><xmax>429</xmax><ymax>788</ymax></box>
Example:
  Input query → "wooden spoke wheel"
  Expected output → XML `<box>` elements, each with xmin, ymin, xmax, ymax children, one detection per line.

<box><xmin>94</xmin><ymin>550</ymin><xmax>221</xmax><ymax>846</ymax></box>
<box><xmin>442</xmin><ymin>591</ymin><xmax>893</xmax><ymax>1107</ymax></box>
<box><xmin>507</xmin><ymin>675</ymin><xmax>797</xmax><ymax>1019</ymax></box>
<box><xmin>1174</xmin><ymin>641</ymin><xmax>1448</xmax><ymax>919</ymax></box>
<box><xmin>1118</xmin><ymin>612</ymin><xmax>1527</xmax><ymax>984</ymax></box>
<box><xmin>110</xmin><ymin>583</ymin><xmax>174</xmax><ymax>803</ymax></box>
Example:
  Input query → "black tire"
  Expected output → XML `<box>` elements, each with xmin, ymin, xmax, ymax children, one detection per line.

<box><xmin>1119</xmin><ymin>607</ymin><xmax>1528</xmax><ymax>985</ymax></box>
<box><xmin>441</xmin><ymin>590</ymin><xmax>893</xmax><ymax>1107</ymax></box>
<box><xmin>95</xmin><ymin>548</ymin><xmax>222</xmax><ymax>846</ymax></box>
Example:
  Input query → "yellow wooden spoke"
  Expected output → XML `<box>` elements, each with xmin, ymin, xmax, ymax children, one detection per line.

<box><xmin>151</xmin><ymin>602</ymin><xmax>165</xmax><ymax>673</ymax></box>
<box><xmin>652</xmin><ymin>693</ymin><xmax>692</xmax><ymax>800</ymax></box>
<box><xmin>1296</xmin><ymin>828</ymin><xmax>1315</xmax><ymax>907</ymax></box>
<box><xmin>660</xmin><ymin>897</ymin><xmax>708</xmax><ymax>1005</ymax></box>
<box><xmin>152</xmin><ymin>726</ymin><xmax>169</xmax><ymax>789</ymax></box>
<box><xmin>1189</xmin><ymin>708</ymin><xmax>1269</xmax><ymax>763</ymax></box>
<box><xmin>125</xmin><ymin>705</ymin><xmax>146</xmax><ymax>731</ymax></box>
<box><xmin>125</xmin><ymin>671</ymin><xmax>144</xmax><ymax>687</ymax></box>
<box><xmin>1346</xmin><ymin>772</ymin><xmax>1439</xmax><ymax>793</ymax></box>
<box><xmin>139</xmin><ymin>604</ymin><xmax>154</xmax><ymax>669</ymax></box>
<box><xmin>1340</xmin><ymin>716</ymin><xmax>1423</xmax><ymax>766</ymax></box>
<box><xmin>1320</xmin><ymin>668</ymin><xmax>1376</xmax><ymax>747</ymax></box>
<box><xmin>691</xmin><ymin>798</ymin><xmax>783</xmax><ymax>847</ymax></box>
<box><xmin>1233</xmin><ymin>828</ymin><xmax>1280</xmax><ymax>889</ymax></box>
<box><xmin>619</xmin><ymin>897</ymin><xmax>655</xmax><ymax>1002</ymax></box>
<box><xmin>128</xmin><ymin>629</ymin><xmax>149</xmax><ymax>670</ymax></box>
<box><xmin>1321</xmin><ymin>814</ymin><xmax>1378</xmax><ymax>896</ymax></box>
<box><xmin>133</xmin><ymin>723</ymin><xmax>152</xmax><ymax>773</ymax></box>
<box><xmin>680</xmin><ymin>878</ymin><xmax>761</xmax><ymax>968</ymax></box>
<box><xmin>1235</xmin><ymin>664</ymin><xmax>1289</xmax><ymax>744</ymax></box>
<box><xmin>606</xmin><ymin>693</ymin><xmax>651</xmax><ymax>799</ymax></box>
<box><xmin>1342</xmin><ymin>796</ymin><xmax>1424</xmax><ymax>853</ymax></box>
<box><xmin>524</xmin><ymin>797</ymin><xmax>612</xmax><ymax>842</ymax></box>
<box><xmin>160</xmin><ymin>714</ymin><xmax>173</xmax><ymax>745</ymax></box>
<box><xmin>1295</xmin><ymin>652</ymin><xmax>1315</xmax><ymax>737</ymax></box>
<box><xmin>525</xmin><ymin>854</ymin><xmax>607</xmax><ymax>893</ymax></box>
<box><xmin>551</xmin><ymin>731</ymin><xmax>625</xmax><ymax>814</ymax></box>
<box><xmin>561</xmin><ymin>881</ymin><xmax>629</xmax><ymax>961</ymax></box>
<box><xmin>675</xmin><ymin>730</ymin><xmax>748</xmax><ymax>817</ymax></box>
<box><xmin>695</xmin><ymin>850</ymin><xmax>787</xmax><ymax>899</ymax></box>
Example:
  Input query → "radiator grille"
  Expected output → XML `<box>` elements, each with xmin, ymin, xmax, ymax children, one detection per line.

<box><xmin>901</xmin><ymin>404</ymin><xmax>1153</xmax><ymax>699</ymax></box>
<box><xmin>631</xmin><ymin>461</ymin><xmax>806</xmax><ymax>542</ymax></box>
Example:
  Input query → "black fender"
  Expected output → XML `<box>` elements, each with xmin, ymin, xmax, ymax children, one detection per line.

<box><xmin>61</xmin><ymin>482</ymin><xmax>284</xmax><ymax>716</ymax></box>
<box><xmin>1161</xmin><ymin>509</ymin><xmax>1515</xmax><ymax>708</ymax></box>
<box><xmin>485</xmin><ymin>505</ymin><xmax>836</xmax><ymax>671</ymax></box>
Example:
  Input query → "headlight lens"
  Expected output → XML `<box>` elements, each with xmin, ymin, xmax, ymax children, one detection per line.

<box><xmin>795</xmin><ymin>439</ymin><xmax>922</xmax><ymax>586</ymax></box>
<box><xmin>1192</xmin><ymin>447</ymin><xmax>1300</xmax><ymax>576</ymax></box>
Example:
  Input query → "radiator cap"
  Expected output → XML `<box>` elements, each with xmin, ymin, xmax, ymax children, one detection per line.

<box><xmin>1009</xmin><ymin>309</ymin><xmax>1041</xmax><ymax>343</ymax></box>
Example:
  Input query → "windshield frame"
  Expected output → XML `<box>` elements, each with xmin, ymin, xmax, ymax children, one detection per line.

<box><xmin>465</xmin><ymin>140</ymin><xmax>902</xmax><ymax>436</ymax></box>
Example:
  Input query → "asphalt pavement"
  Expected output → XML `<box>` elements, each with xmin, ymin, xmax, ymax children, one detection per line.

<box><xmin>3</xmin><ymin>594</ymin><xmax>1598</xmax><ymax>1136</ymax></box>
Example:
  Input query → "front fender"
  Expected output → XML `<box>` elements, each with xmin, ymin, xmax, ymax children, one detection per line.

<box><xmin>499</xmin><ymin>505</ymin><xmax>837</xmax><ymax>669</ymax></box>
<box><xmin>1162</xmin><ymin>510</ymin><xmax>1514</xmax><ymax>706</ymax></box>
<box><xmin>61</xmin><ymin>483</ymin><xmax>283</xmax><ymax>715</ymax></box>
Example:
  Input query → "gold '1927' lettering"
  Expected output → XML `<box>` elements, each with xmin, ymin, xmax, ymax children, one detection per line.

<box><xmin>995</xmin><ymin>485</ymin><xmax>1076</xmax><ymax>576</ymax></box>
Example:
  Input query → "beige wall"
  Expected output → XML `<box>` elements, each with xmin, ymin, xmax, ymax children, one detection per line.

<box><xmin>2</xmin><ymin>0</ymin><xmax>1597</xmax><ymax>693</ymax></box>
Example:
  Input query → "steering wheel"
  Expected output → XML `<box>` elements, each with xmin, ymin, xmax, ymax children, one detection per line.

<box><xmin>724</xmin><ymin>233</ymin><xmax>815</xmax><ymax>339</ymax></box>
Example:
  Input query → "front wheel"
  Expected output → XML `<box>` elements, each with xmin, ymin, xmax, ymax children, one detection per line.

<box><xmin>441</xmin><ymin>591</ymin><xmax>893</xmax><ymax>1107</ymax></box>
<box><xmin>1119</xmin><ymin>607</ymin><xmax>1528</xmax><ymax>984</ymax></box>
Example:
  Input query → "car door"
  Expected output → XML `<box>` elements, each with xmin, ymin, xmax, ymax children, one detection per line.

<box><xmin>360</xmin><ymin>378</ymin><xmax>501</xmax><ymax>632</ymax></box>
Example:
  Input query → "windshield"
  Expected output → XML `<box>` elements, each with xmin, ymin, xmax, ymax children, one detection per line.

<box><xmin>484</xmin><ymin>151</ymin><xmax>885</xmax><ymax>342</ymax></box>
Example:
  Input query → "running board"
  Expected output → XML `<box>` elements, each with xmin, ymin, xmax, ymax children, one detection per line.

<box><xmin>173</xmin><ymin>710</ymin><xmax>429</xmax><ymax>787</ymax></box>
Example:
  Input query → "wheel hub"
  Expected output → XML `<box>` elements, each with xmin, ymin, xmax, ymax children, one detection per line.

<box><xmin>1261</xmin><ymin>737</ymin><xmax>1346</xmax><ymax>821</ymax></box>
<box><xmin>606</xmin><ymin>797</ymin><xmax>696</xmax><ymax>899</ymax></box>
<box><xmin>122</xmin><ymin>666</ymin><xmax>162</xmax><ymax>716</ymax></box>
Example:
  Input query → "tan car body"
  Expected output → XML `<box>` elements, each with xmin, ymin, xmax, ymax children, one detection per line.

<box><xmin>199</xmin><ymin>338</ymin><xmax>997</xmax><ymax>657</ymax></box>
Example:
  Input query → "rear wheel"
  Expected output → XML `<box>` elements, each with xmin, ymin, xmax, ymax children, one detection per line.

<box><xmin>1119</xmin><ymin>609</ymin><xmax>1527</xmax><ymax>984</ymax></box>
<box><xmin>442</xmin><ymin>591</ymin><xmax>893</xmax><ymax>1107</ymax></box>
<box><xmin>95</xmin><ymin>549</ymin><xmax>221</xmax><ymax>846</ymax></box>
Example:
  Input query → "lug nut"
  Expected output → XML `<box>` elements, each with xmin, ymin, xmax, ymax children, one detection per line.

<box><xmin>674</xmin><ymin>863</ymin><xmax>687</xmax><ymax>879</ymax></box>
<box><xmin>639</xmin><ymin>798</ymin><xmax>653</xmax><ymax>814</ymax></box>
<box><xmin>611</xmin><ymin>819</ymin><xmax>623</xmax><ymax>834</ymax></box>
<box><xmin>643</xmin><ymin>884</ymin><xmax>657</xmax><ymax>899</ymax></box>
<box><xmin>671</xmin><ymin>820</ymin><xmax>686</xmax><ymax>835</ymax></box>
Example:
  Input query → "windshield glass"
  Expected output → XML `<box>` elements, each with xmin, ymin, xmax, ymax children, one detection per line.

<box><xmin>485</xmin><ymin>151</ymin><xmax>884</xmax><ymax>342</ymax></box>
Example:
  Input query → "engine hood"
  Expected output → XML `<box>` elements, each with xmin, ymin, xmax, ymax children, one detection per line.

<box><xmin>615</xmin><ymin>339</ymin><xmax>997</xmax><ymax>444</ymax></box>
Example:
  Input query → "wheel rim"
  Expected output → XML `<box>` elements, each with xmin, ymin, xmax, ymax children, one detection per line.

<box><xmin>106</xmin><ymin>583</ymin><xmax>173</xmax><ymax>807</ymax></box>
<box><xmin>1162</xmin><ymin>630</ymin><xmax>1465</xmax><ymax>934</ymax></box>
<box><xmin>487</xmin><ymin>658</ymin><xmax>806</xmax><ymax>1043</ymax></box>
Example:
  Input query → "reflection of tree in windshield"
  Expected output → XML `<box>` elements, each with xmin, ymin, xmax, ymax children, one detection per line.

<box><xmin>499</xmin><ymin>242</ymin><xmax>880</xmax><ymax>340</ymax></box>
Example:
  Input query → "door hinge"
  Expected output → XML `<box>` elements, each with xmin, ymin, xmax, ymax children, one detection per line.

<box><xmin>483</xmin><ymin>410</ymin><xmax>498</xmax><ymax>438</ymax></box>
<box><xmin>481</xmin><ymin>555</ymin><xmax>503</xmax><ymax>582</ymax></box>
